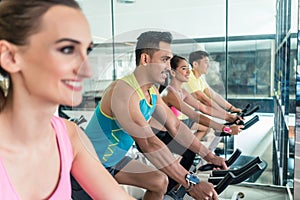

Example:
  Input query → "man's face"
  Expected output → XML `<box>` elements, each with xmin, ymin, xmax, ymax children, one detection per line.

<box><xmin>196</xmin><ymin>56</ymin><xmax>210</xmax><ymax>75</ymax></box>
<box><xmin>146</xmin><ymin>41</ymin><xmax>173</xmax><ymax>84</ymax></box>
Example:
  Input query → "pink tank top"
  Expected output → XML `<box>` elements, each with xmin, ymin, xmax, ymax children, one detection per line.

<box><xmin>0</xmin><ymin>116</ymin><xmax>73</xmax><ymax>199</ymax></box>
<box><xmin>170</xmin><ymin>105</ymin><xmax>181</xmax><ymax>117</ymax></box>
<box><xmin>167</xmin><ymin>85</ymin><xmax>186</xmax><ymax>119</ymax></box>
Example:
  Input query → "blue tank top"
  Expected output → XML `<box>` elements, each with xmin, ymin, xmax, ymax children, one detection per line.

<box><xmin>85</xmin><ymin>73</ymin><xmax>157</xmax><ymax>167</ymax></box>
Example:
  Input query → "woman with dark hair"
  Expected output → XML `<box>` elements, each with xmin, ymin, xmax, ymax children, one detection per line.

<box><xmin>160</xmin><ymin>55</ymin><xmax>243</xmax><ymax>139</ymax></box>
<box><xmin>0</xmin><ymin>1</ymin><xmax>133</xmax><ymax>199</ymax></box>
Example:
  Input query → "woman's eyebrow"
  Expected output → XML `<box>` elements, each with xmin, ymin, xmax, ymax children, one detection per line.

<box><xmin>55</xmin><ymin>38</ymin><xmax>80</xmax><ymax>44</ymax></box>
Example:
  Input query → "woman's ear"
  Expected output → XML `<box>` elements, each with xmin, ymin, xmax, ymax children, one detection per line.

<box><xmin>170</xmin><ymin>69</ymin><xmax>176</xmax><ymax>77</ymax></box>
<box><xmin>0</xmin><ymin>40</ymin><xmax>20</xmax><ymax>73</ymax></box>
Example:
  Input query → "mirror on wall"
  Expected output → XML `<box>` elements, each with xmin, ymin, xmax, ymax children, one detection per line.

<box><xmin>61</xmin><ymin>0</ymin><xmax>298</xmax><ymax>198</ymax></box>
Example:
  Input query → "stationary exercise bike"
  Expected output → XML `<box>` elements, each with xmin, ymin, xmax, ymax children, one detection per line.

<box><xmin>165</xmin><ymin>105</ymin><xmax>262</xmax><ymax>199</ymax></box>
<box><xmin>206</xmin><ymin>103</ymin><xmax>260</xmax><ymax>157</ymax></box>
<box><xmin>62</xmin><ymin>105</ymin><xmax>263</xmax><ymax>200</ymax></box>
<box><xmin>220</xmin><ymin>103</ymin><xmax>260</xmax><ymax>137</ymax></box>
<box><xmin>201</xmin><ymin>104</ymin><xmax>264</xmax><ymax>176</ymax></box>
<box><xmin>165</xmin><ymin>149</ymin><xmax>264</xmax><ymax>200</ymax></box>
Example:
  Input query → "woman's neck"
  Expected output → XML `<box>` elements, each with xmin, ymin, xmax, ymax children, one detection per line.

<box><xmin>169</xmin><ymin>79</ymin><xmax>182</xmax><ymax>91</ymax></box>
<box><xmin>1</xmin><ymin>94</ymin><xmax>57</xmax><ymax>144</ymax></box>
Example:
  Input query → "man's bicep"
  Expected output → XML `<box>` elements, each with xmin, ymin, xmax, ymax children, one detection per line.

<box><xmin>114</xmin><ymin>103</ymin><xmax>151</xmax><ymax>141</ymax></box>
<box><xmin>109</xmin><ymin>83</ymin><xmax>150</xmax><ymax>139</ymax></box>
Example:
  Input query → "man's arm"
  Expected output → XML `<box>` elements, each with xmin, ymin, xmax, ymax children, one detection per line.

<box><xmin>204</xmin><ymin>86</ymin><xmax>242</xmax><ymax>113</ymax></box>
<box><xmin>154</xmin><ymin>88</ymin><xmax>227</xmax><ymax>167</ymax></box>
<box><xmin>182</xmin><ymin>76</ymin><xmax>223</xmax><ymax>111</ymax></box>
<box><xmin>191</xmin><ymin>89</ymin><xmax>232</xmax><ymax>116</ymax></box>
<box><xmin>162</xmin><ymin>90</ymin><xmax>242</xmax><ymax>134</ymax></box>
<box><xmin>110</xmin><ymin>82</ymin><xmax>223</xmax><ymax>199</ymax></box>
<box><xmin>109</xmin><ymin>81</ymin><xmax>190</xmax><ymax>188</ymax></box>
<box><xmin>183</xmin><ymin>89</ymin><xmax>237</xmax><ymax>122</ymax></box>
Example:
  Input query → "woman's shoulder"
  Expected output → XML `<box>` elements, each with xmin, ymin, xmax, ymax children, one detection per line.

<box><xmin>51</xmin><ymin>116</ymin><xmax>78</xmax><ymax>142</ymax></box>
<box><xmin>61</xmin><ymin>118</ymin><xmax>80</xmax><ymax>138</ymax></box>
<box><xmin>59</xmin><ymin>117</ymin><xmax>85</xmax><ymax>157</ymax></box>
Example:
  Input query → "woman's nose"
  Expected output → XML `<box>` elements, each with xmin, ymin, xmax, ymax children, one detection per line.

<box><xmin>75</xmin><ymin>57</ymin><xmax>92</xmax><ymax>78</ymax></box>
<box><xmin>187</xmin><ymin>68</ymin><xmax>190</xmax><ymax>74</ymax></box>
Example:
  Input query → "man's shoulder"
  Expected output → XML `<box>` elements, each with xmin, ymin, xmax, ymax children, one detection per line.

<box><xmin>183</xmin><ymin>73</ymin><xmax>197</xmax><ymax>86</ymax></box>
<box><xmin>199</xmin><ymin>75</ymin><xmax>209</xmax><ymax>87</ymax></box>
<box><xmin>186</xmin><ymin>72</ymin><xmax>197</xmax><ymax>83</ymax></box>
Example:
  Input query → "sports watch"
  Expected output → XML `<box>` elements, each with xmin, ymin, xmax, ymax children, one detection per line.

<box><xmin>185</xmin><ymin>173</ymin><xmax>200</xmax><ymax>192</ymax></box>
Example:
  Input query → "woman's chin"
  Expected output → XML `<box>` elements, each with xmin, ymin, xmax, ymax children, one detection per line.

<box><xmin>67</xmin><ymin>95</ymin><xmax>83</xmax><ymax>107</ymax></box>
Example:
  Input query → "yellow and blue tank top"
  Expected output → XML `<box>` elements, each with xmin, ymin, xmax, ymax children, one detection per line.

<box><xmin>85</xmin><ymin>73</ymin><xmax>157</xmax><ymax>167</ymax></box>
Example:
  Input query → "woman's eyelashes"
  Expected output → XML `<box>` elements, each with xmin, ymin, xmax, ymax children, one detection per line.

<box><xmin>87</xmin><ymin>47</ymin><xmax>93</xmax><ymax>55</ymax></box>
<box><xmin>60</xmin><ymin>45</ymin><xmax>75</xmax><ymax>54</ymax></box>
<box><xmin>58</xmin><ymin>44</ymin><xmax>93</xmax><ymax>56</ymax></box>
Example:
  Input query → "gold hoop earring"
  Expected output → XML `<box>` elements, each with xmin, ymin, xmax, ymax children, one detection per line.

<box><xmin>0</xmin><ymin>74</ymin><xmax>9</xmax><ymax>97</ymax></box>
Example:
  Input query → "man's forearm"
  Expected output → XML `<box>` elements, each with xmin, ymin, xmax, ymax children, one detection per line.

<box><xmin>210</xmin><ymin>90</ymin><xmax>231</xmax><ymax>111</ymax></box>
<box><xmin>201</xmin><ymin>104</ymin><xmax>230</xmax><ymax>121</ymax></box>
<box><xmin>169</xmin><ymin>122</ymin><xmax>211</xmax><ymax>158</ymax></box>
<box><xmin>140</xmin><ymin>142</ymin><xmax>190</xmax><ymax>188</ymax></box>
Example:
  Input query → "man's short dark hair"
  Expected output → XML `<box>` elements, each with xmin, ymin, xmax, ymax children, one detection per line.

<box><xmin>189</xmin><ymin>50</ymin><xmax>209</xmax><ymax>66</ymax></box>
<box><xmin>135</xmin><ymin>31</ymin><xmax>173</xmax><ymax>66</ymax></box>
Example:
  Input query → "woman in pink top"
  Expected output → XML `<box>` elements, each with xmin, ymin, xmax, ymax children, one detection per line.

<box><xmin>0</xmin><ymin>1</ymin><xmax>134</xmax><ymax>199</ymax></box>
<box><xmin>159</xmin><ymin>55</ymin><xmax>244</xmax><ymax>139</ymax></box>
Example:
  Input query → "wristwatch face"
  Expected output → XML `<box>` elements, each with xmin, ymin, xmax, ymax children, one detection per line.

<box><xmin>186</xmin><ymin>174</ymin><xmax>200</xmax><ymax>184</ymax></box>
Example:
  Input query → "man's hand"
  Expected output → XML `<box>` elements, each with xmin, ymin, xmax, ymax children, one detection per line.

<box><xmin>231</xmin><ymin>106</ymin><xmax>242</xmax><ymax>113</ymax></box>
<box><xmin>203</xmin><ymin>152</ymin><xmax>228</xmax><ymax>170</ymax></box>
<box><xmin>188</xmin><ymin>182</ymin><xmax>218</xmax><ymax>200</ymax></box>
<box><xmin>229</xmin><ymin>124</ymin><xmax>244</xmax><ymax>135</ymax></box>
<box><xmin>226</xmin><ymin>113</ymin><xmax>244</xmax><ymax>124</ymax></box>
<box><xmin>225</xmin><ymin>113</ymin><xmax>239</xmax><ymax>123</ymax></box>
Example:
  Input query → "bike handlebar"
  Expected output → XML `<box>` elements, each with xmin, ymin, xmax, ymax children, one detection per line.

<box><xmin>198</xmin><ymin>149</ymin><xmax>242</xmax><ymax>171</ymax></box>
<box><xmin>214</xmin><ymin>172</ymin><xmax>234</xmax><ymax>194</ymax></box>
<box><xmin>209</xmin><ymin>163</ymin><xmax>262</xmax><ymax>186</ymax></box>
<box><xmin>211</xmin><ymin>156</ymin><xmax>262</xmax><ymax>177</ymax></box>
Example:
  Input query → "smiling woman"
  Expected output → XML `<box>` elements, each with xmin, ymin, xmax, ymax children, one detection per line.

<box><xmin>0</xmin><ymin>0</ymin><xmax>134</xmax><ymax>199</ymax></box>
